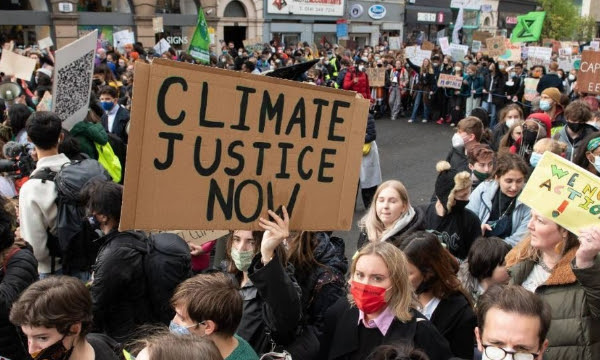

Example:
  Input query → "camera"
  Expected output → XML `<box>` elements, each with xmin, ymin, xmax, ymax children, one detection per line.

<box><xmin>0</xmin><ymin>142</ymin><xmax>36</xmax><ymax>179</ymax></box>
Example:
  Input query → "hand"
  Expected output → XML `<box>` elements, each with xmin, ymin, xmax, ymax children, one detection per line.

<box><xmin>512</xmin><ymin>96</ymin><xmax>518</xmax><ymax>102</ymax></box>
<box><xmin>353</xmin><ymin>77</ymin><xmax>358</xmax><ymax>84</ymax></box>
<box><xmin>481</xmin><ymin>224</ymin><xmax>492</xmax><ymax>236</ymax></box>
<box><xmin>506</xmin><ymin>95</ymin><xmax>511</xmax><ymax>100</ymax></box>
<box><xmin>576</xmin><ymin>226</ymin><xmax>600</xmax><ymax>269</ymax></box>
<box><xmin>482</xmin><ymin>89</ymin><xmax>488</xmax><ymax>94</ymax></box>
<box><xmin>258</xmin><ymin>206</ymin><xmax>290</xmax><ymax>264</ymax></box>
<box><xmin>189</xmin><ymin>243</ymin><xmax>203</xmax><ymax>256</ymax></box>
<box><xmin>429</xmin><ymin>91</ymin><xmax>434</xmax><ymax>95</ymax></box>
<box><xmin>471</xmin><ymin>90</ymin><xmax>476</xmax><ymax>94</ymax></box>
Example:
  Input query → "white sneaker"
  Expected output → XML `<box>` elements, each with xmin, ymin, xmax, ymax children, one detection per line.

<box><xmin>450</xmin><ymin>123</ymin><xmax>456</xmax><ymax>127</ymax></box>
<box><xmin>391</xmin><ymin>117</ymin><xmax>396</xmax><ymax>121</ymax></box>
<box><xmin>408</xmin><ymin>119</ymin><xmax>414</xmax><ymax>123</ymax></box>
<box><xmin>422</xmin><ymin>119</ymin><xmax>428</xmax><ymax>123</ymax></box>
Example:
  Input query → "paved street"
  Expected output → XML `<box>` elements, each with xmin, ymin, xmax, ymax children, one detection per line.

<box><xmin>333</xmin><ymin>114</ymin><xmax>456</xmax><ymax>260</ymax></box>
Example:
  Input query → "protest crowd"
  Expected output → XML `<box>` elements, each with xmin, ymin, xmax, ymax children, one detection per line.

<box><xmin>2</xmin><ymin>6</ymin><xmax>600</xmax><ymax>360</ymax></box>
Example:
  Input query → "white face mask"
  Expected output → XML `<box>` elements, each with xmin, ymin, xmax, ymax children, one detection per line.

<box><xmin>505</xmin><ymin>119</ymin><xmax>516</xmax><ymax>128</ymax></box>
<box><xmin>593</xmin><ymin>155</ymin><xmax>600</xmax><ymax>173</ymax></box>
<box><xmin>452</xmin><ymin>133</ymin><xmax>465</xmax><ymax>149</ymax></box>
<box><xmin>568</xmin><ymin>74</ymin><xmax>576</xmax><ymax>81</ymax></box>
<box><xmin>358</xmin><ymin>65</ymin><xmax>365</xmax><ymax>72</ymax></box>
<box><xmin>455</xmin><ymin>66</ymin><xmax>462</xmax><ymax>72</ymax></box>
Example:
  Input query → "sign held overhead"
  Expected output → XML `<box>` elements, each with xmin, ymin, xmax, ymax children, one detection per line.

<box><xmin>121</xmin><ymin>60</ymin><xmax>370</xmax><ymax>231</ymax></box>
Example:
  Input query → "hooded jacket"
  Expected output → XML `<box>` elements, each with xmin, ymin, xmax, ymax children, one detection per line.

<box><xmin>357</xmin><ymin>206</ymin><xmax>426</xmax><ymax>250</ymax></box>
<box><xmin>506</xmin><ymin>242</ymin><xmax>600</xmax><ymax>360</ymax></box>
<box><xmin>554</xmin><ymin>123</ymin><xmax>598</xmax><ymax>162</ymax></box>
<box><xmin>465</xmin><ymin>180</ymin><xmax>531</xmax><ymax>247</ymax></box>
<box><xmin>70</xmin><ymin>121</ymin><xmax>109</xmax><ymax>159</ymax></box>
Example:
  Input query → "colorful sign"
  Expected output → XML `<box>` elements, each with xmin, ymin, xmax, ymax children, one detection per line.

<box><xmin>486</xmin><ymin>36</ymin><xmax>506</xmax><ymax>57</ymax></box>
<box><xmin>437</xmin><ymin>74</ymin><xmax>463</xmax><ymax>89</ymax></box>
<box><xmin>368</xmin><ymin>4</ymin><xmax>386</xmax><ymax>19</ymax></box>
<box><xmin>519</xmin><ymin>152</ymin><xmax>600</xmax><ymax>235</ymax></box>
<box><xmin>510</xmin><ymin>11</ymin><xmax>546</xmax><ymax>43</ymax></box>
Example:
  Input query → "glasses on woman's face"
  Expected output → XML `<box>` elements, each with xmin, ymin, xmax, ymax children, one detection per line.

<box><xmin>483</xmin><ymin>345</ymin><xmax>539</xmax><ymax>360</ymax></box>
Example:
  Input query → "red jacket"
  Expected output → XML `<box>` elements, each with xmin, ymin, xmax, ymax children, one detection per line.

<box><xmin>342</xmin><ymin>67</ymin><xmax>371</xmax><ymax>99</ymax></box>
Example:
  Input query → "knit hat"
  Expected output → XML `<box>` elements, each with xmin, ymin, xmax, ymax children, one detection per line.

<box><xmin>526</xmin><ymin>112</ymin><xmax>552</xmax><ymax>138</ymax></box>
<box><xmin>435</xmin><ymin>161</ymin><xmax>472</xmax><ymax>213</ymax></box>
<box><xmin>542</xmin><ymin>87</ymin><xmax>561</xmax><ymax>105</ymax></box>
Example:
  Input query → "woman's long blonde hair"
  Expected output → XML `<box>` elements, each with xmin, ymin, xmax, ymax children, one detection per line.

<box><xmin>348</xmin><ymin>242</ymin><xmax>417</xmax><ymax>322</ymax></box>
<box><xmin>358</xmin><ymin>180</ymin><xmax>410</xmax><ymax>242</ymax></box>
<box><xmin>506</xmin><ymin>225</ymin><xmax>579</xmax><ymax>267</ymax></box>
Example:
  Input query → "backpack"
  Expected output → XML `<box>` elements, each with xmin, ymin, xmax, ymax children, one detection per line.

<box><xmin>122</xmin><ymin>231</ymin><xmax>193</xmax><ymax>324</ymax></box>
<box><xmin>30</xmin><ymin>159</ymin><xmax>111</xmax><ymax>274</ymax></box>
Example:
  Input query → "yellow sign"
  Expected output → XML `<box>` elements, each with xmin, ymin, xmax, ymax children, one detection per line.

<box><xmin>519</xmin><ymin>152</ymin><xmax>600</xmax><ymax>235</ymax></box>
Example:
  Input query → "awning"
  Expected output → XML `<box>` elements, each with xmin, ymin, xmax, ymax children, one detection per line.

<box><xmin>405</xmin><ymin>5</ymin><xmax>453</xmax><ymax>25</ymax></box>
<box><xmin>497</xmin><ymin>0</ymin><xmax>537</xmax><ymax>14</ymax></box>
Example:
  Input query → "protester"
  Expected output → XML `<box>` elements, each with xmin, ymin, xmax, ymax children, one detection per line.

<box><xmin>360</xmin><ymin>113</ymin><xmax>381</xmax><ymax>209</ymax></box>
<box><xmin>446</xmin><ymin>116</ymin><xmax>484</xmax><ymax>173</ymax></box>
<box><xmin>506</xmin><ymin>211</ymin><xmax>600</xmax><ymax>360</ymax></box>
<box><xmin>497</xmin><ymin>121</ymin><xmax>524</xmax><ymax>154</ymax></box>
<box><xmin>537</xmin><ymin>62</ymin><xmax>564</xmax><ymax>94</ymax></box>
<box><xmin>572</xmin><ymin>132</ymin><xmax>600</xmax><ymax>176</ymax></box>
<box><xmin>357</xmin><ymin>180</ymin><xmax>425</xmax><ymax>248</ymax></box>
<box><xmin>554</xmin><ymin>100</ymin><xmax>598</xmax><ymax>161</ymax></box>
<box><xmin>136</xmin><ymin>333</ymin><xmax>222</xmax><ymax>360</ymax></box>
<box><xmin>407</xmin><ymin>58</ymin><xmax>436</xmax><ymax>123</ymax></box>
<box><xmin>475</xmin><ymin>285</ymin><xmax>551</xmax><ymax>360</ymax></box>
<box><xmin>481</xmin><ymin>61</ymin><xmax>506</xmax><ymax>128</ymax></box>
<box><xmin>463</xmin><ymin>64</ymin><xmax>484</xmax><ymax>116</ymax></box>
<box><xmin>420</xmin><ymin>161</ymin><xmax>481</xmax><ymax>260</ymax></box>
<box><xmin>99</xmin><ymin>86</ymin><xmax>129</xmax><ymax>144</ymax></box>
<box><xmin>458</xmin><ymin>237</ymin><xmax>510</xmax><ymax>303</ymax></box>
<box><xmin>466</xmin><ymin>153</ymin><xmax>531</xmax><ymax>247</ymax></box>
<box><xmin>539</xmin><ymin>87</ymin><xmax>566</xmax><ymax>132</ymax></box>
<box><xmin>342</xmin><ymin>58</ymin><xmax>371</xmax><ymax>100</ymax></box>
<box><xmin>6</xmin><ymin>103</ymin><xmax>31</xmax><ymax>144</ymax></box>
<box><xmin>528</xmin><ymin>138</ymin><xmax>567</xmax><ymax>168</ymax></box>
<box><xmin>319</xmin><ymin>241</ymin><xmax>453</xmax><ymax>360</ymax></box>
<box><xmin>399</xmin><ymin>231</ymin><xmax>476</xmax><ymax>359</ymax></box>
<box><xmin>512</xmin><ymin>113</ymin><xmax>552</xmax><ymax>162</ymax></box>
<box><xmin>491</xmin><ymin>103</ymin><xmax>524</xmax><ymax>151</ymax></box>
<box><xmin>467</xmin><ymin>144</ymin><xmax>495</xmax><ymax>190</ymax></box>
<box><xmin>10</xmin><ymin>276</ymin><xmax>122</xmax><ymax>360</ymax></box>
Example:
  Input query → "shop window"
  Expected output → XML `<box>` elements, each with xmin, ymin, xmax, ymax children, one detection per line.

<box><xmin>78</xmin><ymin>0</ymin><xmax>132</xmax><ymax>13</ymax></box>
<box><xmin>0</xmin><ymin>25</ymin><xmax>44</xmax><ymax>47</ymax></box>
<box><xmin>314</xmin><ymin>33</ymin><xmax>337</xmax><ymax>48</ymax></box>
<box><xmin>155</xmin><ymin>0</ymin><xmax>196</xmax><ymax>14</ymax></box>
<box><xmin>451</xmin><ymin>9</ymin><xmax>479</xmax><ymax>28</ymax></box>
<box><xmin>224</xmin><ymin>1</ymin><xmax>246</xmax><ymax>17</ymax></box>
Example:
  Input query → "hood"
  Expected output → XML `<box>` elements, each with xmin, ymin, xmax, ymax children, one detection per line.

<box><xmin>71</xmin><ymin>121</ymin><xmax>109</xmax><ymax>145</ymax></box>
<box><xmin>312</xmin><ymin>232</ymin><xmax>348</xmax><ymax>276</ymax></box>
<box><xmin>526</xmin><ymin>112</ymin><xmax>552</xmax><ymax>138</ymax></box>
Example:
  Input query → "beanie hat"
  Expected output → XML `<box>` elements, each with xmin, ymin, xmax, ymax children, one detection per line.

<box><xmin>526</xmin><ymin>113</ymin><xmax>552</xmax><ymax>138</ymax></box>
<box><xmin>435</xmin><ymin>161</ymin><xmax>472</xmax><ymax>213</ymax></box>
<box><xmin>542</xmin><ymin>87</ymin><xmax>561</xmax><ymax>105</ymax></box>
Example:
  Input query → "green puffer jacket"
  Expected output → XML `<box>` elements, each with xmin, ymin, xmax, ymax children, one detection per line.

<box><xmin>70</xmin><ymin>121</ymin><xmax>109</xmax><ymax>159</ymax></box>
<box><xmin>507</xmin><ymin>245</ymin><xmax>600</xmax><ymax>360</ymax></box>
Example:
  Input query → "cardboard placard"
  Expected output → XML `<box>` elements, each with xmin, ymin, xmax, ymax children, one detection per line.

<box><xmin>365</xmin><ymin>67</ymin><xmax>386</xmax><ymax>87</ymax></box>
<box><xmin>437</xmin><ymin>74</ymin><xmax>463</xmax><ymax>89</ymax></box>
<box><xmin>577</xmin><ymin>51</ymin><xmax>600</xmax><ymax>94</ymax></box>
<box><xmin>523</xmin><ymin>78</ymin><xmax>540</xmax><ymax>101</ymax></box>
<box><xmin>486</xmin><ymin>37</ymin><xmax>506</xmax><ymax>57</ymax></box>
<box><xmin>243</xmin><ymin>37</ymin><xmax>262</xmax><ymax>48</ymax></box>
<box><xmin>150</xmin><ymin>230</ymin><xmax>229</xmax><ymax>246</ymax></box>
<box><xmin>0</xmin><ymin>50</ymin><xmax>36</xmax><ymax>80</ymax></box>
<box><xmin>120</xmin><ymin>59</ymin><xmax>370</xmax><ymax>231</ymax></box>
<box><xmin>422</xmin><ymin>41</ymin><xmax>435</xmax><ymax>51</ymax></box>
<box><xmin>52</xmin><ymin>30</ymin><xmax>97</xmax><ymax>130</ymax></box>
<box><xmin>472</xmin><ymin>31</ymin><xmax>493</xmax><ymax>43</ymax></box>
<box><xmin>38</xmin><ymin>36</ymin><xmax>54</xmax><ymax>50</ymax></box>
<box><xmin>153</xmin><ymin>17</ymin><xmax>164</xmax><ymax>33</ymax></box>
<box><xmin>519</xmin><ymin>152</ymin><xmax>600</xmax><ymax>235</ymax></box>
<box><xmin>498</xmin><ymin>39</ymin><xmax>521</xmax><ymax>62</ymax></box>
<box><xmin>388</xmin><ymin>37</ymin><xmax>401</xmax><ymax>50</ymax></box>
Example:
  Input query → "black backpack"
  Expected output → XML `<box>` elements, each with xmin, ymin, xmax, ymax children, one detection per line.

<box><xmin>30</xmin><ymin>159</ymin><xmax>111</xmax><ymax>274</ymax></box>
<box><xmin>121</xmin><ymin>231</ymin><xmax>193</xmax><ymax>324</ymax></box>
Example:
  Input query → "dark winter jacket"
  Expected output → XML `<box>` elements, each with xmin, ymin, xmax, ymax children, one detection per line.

<box><xmin>101</xmin><ymin>106</ymin><xmax>130</xmax><ymax>144</ymax></box>
<box><xmin>483</xmin><ymin>71</ymin><xmax>506</xmax><ymax>106</ymax></box>
<box><xmin>553</xmin><ymin>123</ymin><xmax>598</xmax><ymax>162</ymax></box>
<box><xmin>320</xmin><ymin>299</ymin><xmax>453</xmax><ymax>360</ymax></box>
<box><xmin>70</xmin><ymin>121</ymin><xmax>109</xmax><ymax>159</ymax></box>
<box><xmin>491</xmin><ymin>123</ymin><xmax>509</xmax><ymax>151</ymax></box>
<box><xmin>461</xmin><ymin>74</ymin><xmax>485</xmax><ymax>98</ymax></box>
<box><xmin>232</xmin><ymin>253</ymin><xmax>302</xmax><ymax>355</ymax></box>
<box><xmin>357</xmin><ymin>206</ymin><xmax>426</xmax><ymax>250</ymax></box>
<box><xmin>406</xmin><ymin>59</ymin><xmax>436</xmax><ymax>91</ymax></box>
<box><xmin>430</xmin><ymin>293</ymin><xmax>477</xmax><ymax>359</ymax></box>
<box><xmin>365</xmin><ymin>114</ymin><xmax>376</xmax><ymax>143</ymax></box>
<box><xmin>0</xmin><ymin>245</ymin><xmax>38</xmax><ymax>360</ymax></box>
<box><xmin>445</xmin><ymin>146</ymin><xmax>470</xmax><ymax>173</ymax></box>
<box><xmin>90</xmin><ymin>231</ymin><xmax>153</xmax><ymax>343</ymax></box>
<box><xmin>537</xmin><ymin>73</ymin><xmax>564</xmax><ymax>94</ymax></box>
<box><xmin>507</xmin><ymin>243</ymin><xmax>600</xmax><ymax>360</ymax></box>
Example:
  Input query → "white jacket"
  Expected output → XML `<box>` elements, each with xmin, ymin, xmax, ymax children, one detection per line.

<box><xmin>19</xmin><ymin>154</ymin><xmax>70</xmax><ymax>274</ymax></box>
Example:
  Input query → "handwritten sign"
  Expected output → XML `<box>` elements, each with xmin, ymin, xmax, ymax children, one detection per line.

<box><xmin>153</xmin><ymin>17</ymin><xmax>164</xmax><ymax>33</ymax></box>
<box><xmin>523</xmin><ymin>78</ymin><xmax>540</xmax><ymax>102</ymax></box>
<box><xmin>0</xmin><ymin>50</ymin><xmax>36</xmax><ymax>80</ymax></box>
<box><xmin>527</xmin><ymin>46</ymin><xmax>552</xmax><ymax>60</ymax></box>
<box><xmin>38</xmin><ymin>36</ymin><xmax>54</xmax><ymax>50</ymax></box>
<box><xmin>519</xmin><ymin>152</ymin><xmax>600</xmax><ymax>235</ymax></box>
<box><xmin>449</xmin><ymin>43</ymin><xmax>469</xmax><ymax>61</ymax></box>
<box><xmin>366</xmin><ymin>67</ymin><xmax>386</xmax><ymax>87</ymax></box>
<box><xmin>120</xmin><ymin>59</ymin><xmax>370</xmax><ymax>231</ymax></box>
<box><xmin>486</xmin><ymin>37</ymin><xmax>506</xmax><ymax>57</ymax></box>
<box><xmin>388</xmin><ymin>37</ymin><xmax>401</xmax><ymax>50</ymax></box>
<box><xmin>471</xmin><ymin>40</ymin><xmax>481</xmax><ymax>53</ymax></box>
<box><xmin>404</xmin><ymin>46</ymin><xmax>432</xmax><ymax>67</ymax></box>
<box><xmin>577</xmin><ymin>50</ymin><xmax>600</xmax><ymax>94</ymax></box>
<box><xmin>498</xmin><ymin>39</ymin><xmax>521</xmax><ymax>62</ymax></box>
<box><xmin>437</xmin><ymin>74</ymin><xmax>463</xmax><ymax>89</ymax></box>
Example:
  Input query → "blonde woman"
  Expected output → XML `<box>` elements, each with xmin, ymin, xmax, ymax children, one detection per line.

<box><xmin>319</xmin><ymin>241</ymin><xmax>453</xmax><ymax>360</ymax></box>
<box><xmin>407</xmin><ymin>58</ymin><xmax>436</xmax><ymax>123</ymax></box>
<box><xmin>357</xmin><ymin>180</ymin><xmax>425</xmax><ymax>250</ymax></box>
<box><xmin>505</xmin><ymin>212</ymin><xmax>600</xmax><ymax>360</ymax></box>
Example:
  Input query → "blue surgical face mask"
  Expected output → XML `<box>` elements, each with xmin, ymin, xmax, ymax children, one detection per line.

<box><xmin>101</xmin><ymin>101</ymin><xmax>115</xmax><ymax>111</ymax></box>
<box><xmin>529</xmin><ymin>152</ymin><xmax>543</xmax><ymax>168</ymax></box>
<box><xmin>594</xmin><ymin>155</ymin><xmax>600</xmax><ymax>173</ymax></box>
<box><xmin>169</xmin><ymin>320</ymin><xmax>197</xmax><ymax>336</ymax></box>
<box><xmin>539</xmin><ymin>99</ymin><xmax>552</xmax><ymax>111</ymax></box>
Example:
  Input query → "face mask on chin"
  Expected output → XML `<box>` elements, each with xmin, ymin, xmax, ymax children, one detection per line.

<box><xmin>30</xmin><ymin>336</ymin><xmax>73</xmax><ymax>360</ymax></box>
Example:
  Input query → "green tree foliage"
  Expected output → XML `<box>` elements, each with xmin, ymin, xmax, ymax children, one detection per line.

<box><xmin>576</xmin><ymin>16</ymin><xmax>597</xmax><ymax>43</ymax></box>
<box><xmin>538</xmin><ymin>0</ymin><xmax>579</xmax><ymax>40</ymax></box>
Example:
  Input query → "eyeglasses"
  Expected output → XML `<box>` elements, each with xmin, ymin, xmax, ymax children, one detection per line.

<box><xmin>483</xmin><ymin>345</ymin><xmax>539</xmax><ymax>360</ymax></box>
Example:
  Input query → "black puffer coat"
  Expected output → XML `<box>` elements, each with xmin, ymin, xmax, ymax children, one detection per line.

<box><xmin>0</xmin><ymin>245</ymin><xmax>38</xmax><ymax>360</ymax></box>
<box><xmin>90</xmin><ymin>231</ymin><xmax>153</xmax><ymax>343</ymax></box>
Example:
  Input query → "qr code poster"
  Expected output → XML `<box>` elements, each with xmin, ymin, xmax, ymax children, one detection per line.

<box><xmin>52</xmin><ymin>30</ymin><xmax>97</xmax><ymax>130</ymax></box>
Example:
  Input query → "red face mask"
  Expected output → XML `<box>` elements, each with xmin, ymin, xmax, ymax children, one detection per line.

<box><xmin>350</xmin><ymin>280</ymin><xmax>388</xmax><ymax>314</ymax></box>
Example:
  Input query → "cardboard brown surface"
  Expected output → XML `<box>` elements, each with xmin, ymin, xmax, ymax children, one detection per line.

<box><xmin>486</xmin><ymin>37</ymin><xmax>506</xmax><ymax>57</ymax></box>
<box><xmin>577</xmin><ymin>51</ymin><xmax>600</xmax><ymax>94</ymax></box>
<box><xmin>437</xmin><ymin>74</ymin><xmax>463</xmax><ymax>89</ymax></box>
<box><xmin>472</xmin><ymin>31</ymin><xmax>493</xmax><ymax>43</ymax></box>
<box><xmin>366</xmin><ymin>67</ymin><xmax>386</xmax><ymax>87</ymax></box>
<box><xmin>150</xmin><ymin>230</ymin><xmax>229</xmax><ymax>246</ymax></box>
<box><xmin>421</xmin><ymin>41</ymin><xmax>435</xmax><ymax>51</ymax></box>
<box><xmin>121</xmin><ymin>59</ymin><xmax>370</xmax><ymax>231</ymax></box>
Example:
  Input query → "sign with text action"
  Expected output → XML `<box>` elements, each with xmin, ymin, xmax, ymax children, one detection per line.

<box><xmin>121</xmin><ymin>60</ymin><xmax>369</xmax><ymax>231</ymax></box>
<box><xmin>519</xmin><ymin>152</ymin><xmax>600</xmax><ymax>235</ymax></box>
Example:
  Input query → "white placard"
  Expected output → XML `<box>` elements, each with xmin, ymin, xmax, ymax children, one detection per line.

<box><xmin>113</xmin><ymin>30</ymin><xmax>135</xmax><ymax>53</ymax></box>
<box><xmin>472</xmin><ymin>40</ymin><xmax>482</xmax><ymax>53</ymax></box>
<box><xmin>153</xmin><ymin>39</ymin><xmax>171</xmax><ymax>55</ymax></box>
<box><xmin>591</xmin><ymin>41</ymin><xmax>600</xmax><ymax>51</ymax></box>
<box><xmin>38</xmin><ymin>36</ymin><xmax>54</xmax><ymax>49</ymax></box>
<box><xmin>527</xmin><ymin>46</ymin><xmax>552</xmax><ymax>59</ymax></box>
<box><xmin>405</xmin><ymin>46</ymin><xmax>432</xmax><ymax>67</ymax></box>
<box><xmin>0</xmin><ymin>50</ymin><xmax>37</xmax><ymax>81</ymax></box>
<box><xmin>388</xmin><ymin>36</ymin><xmax>401</xmax><ymax>50</ymax></box>
<box><xmin>439</xmin><ymin>37</ymin><xmax>450</xmax><ymax>54</ymax></box>
<box><xmin>449</xmin><ymin>43</ymin><xmax>469</xmax><ymax>60</ymax></box>
<box><xmin>52</xmin><ymin>30</ymin><xmax>97</xmax><ymax>130</ymax></box>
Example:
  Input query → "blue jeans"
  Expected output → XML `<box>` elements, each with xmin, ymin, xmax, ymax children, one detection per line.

<box><xmin>410</xmin><ymin>91</ymin><xmax>430</xmax><ymax>121</ymax></box>
<box><xmin>39</xmin><ymin>268</ymin><xmax>90</xmax><ymax>283</ymax></box>
<box><xmin>482</xmin><ymin>101</ymin><xmax>497</xmax><ymax>128</ymax></box>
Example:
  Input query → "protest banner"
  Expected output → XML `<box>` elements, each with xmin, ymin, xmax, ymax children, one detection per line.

<box><xmin>189</xmin><ymin>9</ymin><xmax>211</xmax><ymax>64</ymax></box>
<box><xmin>52</xmin><ymin>30</ymin><xmax>97</xmax><ymax>130</ymax></box>
<box><xmin>577</xmin><ymin>50</ymin><xmax>600</xmax><ymax>94</ymax></box>
<box><xmin>498</xmin><ymin>39</ymin><xmax>521</xmax><ymax>62</ymax></box>
<box><xmin>510</xmin><ymin>11</ymin><xmax>545</xmax><ymax>43</ymax></box>
<box><xmin>113</xmin><ymin>29</ymin><xmax>135</xmax><ymax>53</ymax></box>
<box><xmin>559</xmin><ymin>47</ymin><xmax>573</xmax><ymax>56</ymax></box>
<box><xmin>388</xmin><ymin>36</ymin><xmax>401</xmax><ymax>50</ymax></box>
<box><xmin>153</xmin><ymin>17</ymin><xmax>164</xmax><ymax>33</ymax></box>
<box><xmin>38</xmin><ymin>36</ymin><xmax>54</xmax><ymax>50</ymax></box>
<box><xmin>449</xmin><ymin>43</ymin><xmax>468</xmax><ymax>61</ymax></box>
<box><xmin>422</xmin><ymin>41</ymin><xmax>435</xmax><ymax>51</ymax></box>
<box><xmin>0</xmin><ymin>50</ymin><xmax>36</xmax><ymax>81</ymax></box>
<box><xmin>486</xmin><ymin>37</ymin><xmax>506</xmax><ymax>57</ymax></box>
<box><xmin>558</xmin><ymin>55</ymin><xmax>580</xmax><ymax>72</ymax></box>
<box><xmin>437</xmin><ymin>74</ymin><xmax>463</xmax><ymax>89</ymax></box>
<box><xmin>591</xmin><ymin>41</ymin><xmax>599</xmax><ymax>51</ymax></box>
<box><xmin>528</xmin><ymin>46</ymin><xmax>552</xmax><ymax>59</ymax></box>
<box><xmin>523</xmin><ymin>78</ymin><xmax>540</xmax><ymax>101</ymax></box>
<box><xmin>472</xmin><ymin>31</ymin><xmax>493</xmax><ymax>43</ymax></box>
<box><xmin>439</xmin><ymin>37</ymin><xmax>450</xmax><ymax>54</ymax></box>
<box><xmin>154</xmin><ymin>38</ymin><xmax>171</xmax><ymax>55</ymax></box>
<box><xmin>150</xmin><ymin>230</ymin><xmax>229</xmax><ymax>246</ymax></box>
<box><xmin>404</xmin><ymin>46</ymin><xmax>432</xmax><ymax>67</ymax></box>
<box><xmin>471</xmin><ymin>40</ymin><xmax>481</xmax><ymax>53</ymax></box>
<box><xmin>366</xmin><ymin>67</ymin><xmax>386</xmax><ymax>87</ymax></box>
<box><xmin>519</xmin><ymin>152</ymin><xmax>600</xmax><ymax>235</ymax></box>
<box><xmin>120</xmin><ymin>59</ymin><xmax>370</xmax><ymax>231</ymax></box>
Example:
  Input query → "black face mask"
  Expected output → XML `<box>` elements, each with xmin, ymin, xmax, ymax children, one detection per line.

<box><xmin>92</xmin><ymin>78</ymin><xmax>102</xmax><ymax>86</ymax></box>
<box><xmin>31</xmin><ymin>336</ymin><xmax>73</xmax><ymax>360</ymax></box>
<box><xmin>452</xmin><ymin>199</ymin><xmax>470</xmax><ymax>212</ymax></box>
<box><xmin>567</xmin><ymin>122</ymin><xmax>585</xmax><ymax>133</ymax></box>
<box><xmin>522</xmin><ymin>129</ymin><xmax>538</xmax><ymax>146</ymax></box>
